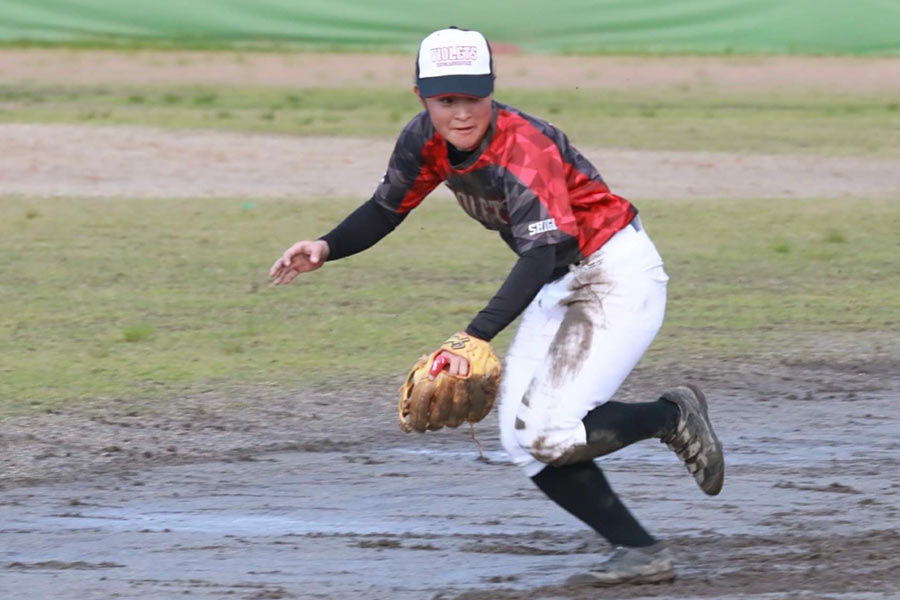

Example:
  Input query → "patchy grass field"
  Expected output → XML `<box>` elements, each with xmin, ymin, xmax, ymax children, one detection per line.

<box><xmin>2</xmin><ymin>51</ymin><xmax>898</xmax><ymax>418</ymax></box>
<box><xmin>2</xmin><ymin>194</ymin><xmax>897</xmax><ymax>415</ymax></box>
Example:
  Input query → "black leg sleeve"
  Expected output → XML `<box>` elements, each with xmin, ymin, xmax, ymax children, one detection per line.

<box><xmin>532</xmin><ymin>462</ymin><xmax>657</xmax><ymax>548</ymax></box>
<box><xmin>580</xmin><ymin>399</ymin><xmax>680</xmax><ymax>458</ymax></box>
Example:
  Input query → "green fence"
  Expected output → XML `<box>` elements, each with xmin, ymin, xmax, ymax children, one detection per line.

<box><xmin>0</xmin><ymin>0</ymin><xmax>898</xmax><ymax>55</ymax></box>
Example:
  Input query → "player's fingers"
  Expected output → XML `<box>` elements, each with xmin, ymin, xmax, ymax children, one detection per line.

<box><xmin>448</xmin><ymin>355</ymin><xmax>469</xmax><ymax>377</ymax></box>
<box><xmin>269</xmin><ymin>254</ymin><xmax>291</xmax><ymax>277</ymax></box>
<box><xmin>428</xmin><ymin>353</ymin><xmax>450</xmax><ymax>380</ymax></box>
<box><xmin>270</xmin><ymin>252</ymin><xmax>293</xmax><ymax>278</ymax></box>
<box><xmin>272</xmin><ymin>266</ymin><xmax>293</xmax><ymax>286</ymax></box>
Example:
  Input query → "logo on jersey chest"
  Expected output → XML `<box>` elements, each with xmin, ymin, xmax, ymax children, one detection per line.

<box><xmin>453</xmin><ymin>191</ymin><xmax>509</xmax><ymax>230</ymax></box>
<box><xmin>528</xmin><ymin>218</ymin><xmax>558</xmax><ymax>236</ymax></box>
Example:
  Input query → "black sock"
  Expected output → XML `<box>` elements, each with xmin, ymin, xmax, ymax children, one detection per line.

<box><xmin>532</xmin><ymin>461</ymin><xmax>657</xmax><ymax>547</ymax></box>
<box><xmin>580</xmin><ymin>399</ymin><xmax>680</xmax><ymax>457</ymax></box>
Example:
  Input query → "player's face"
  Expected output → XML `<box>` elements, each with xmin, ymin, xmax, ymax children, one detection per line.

<box><xmin>419</xmin><ymin>92</ymin><xmax>493</xmax><ymax>151</ymax></box>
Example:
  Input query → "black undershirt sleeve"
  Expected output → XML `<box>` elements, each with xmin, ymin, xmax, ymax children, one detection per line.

<box><xmin>466</xmin><ymin>243</ymin><xmax>557</xmax><ymax>342</ymax></box>
<box><xmin>319</xmin><ymin>198</ymin><xmax>407</xmax><ymax>261</ymax></box>
<box><xmin>320</xmin><ymin>196</ymin><xmax>557</xmax><ymax>343</ymax></box>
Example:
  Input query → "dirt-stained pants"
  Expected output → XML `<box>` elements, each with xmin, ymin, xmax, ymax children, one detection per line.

<box><xmin>499</xmin><ymin>220</ymin><xmax>669</xmax><ymax>477</ymax></box>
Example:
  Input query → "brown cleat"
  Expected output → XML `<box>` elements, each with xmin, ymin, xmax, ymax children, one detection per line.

<box><xmin>660</xmin><ymin>384</ymin><xmax>725</xmax><ymax>495</ymax></box>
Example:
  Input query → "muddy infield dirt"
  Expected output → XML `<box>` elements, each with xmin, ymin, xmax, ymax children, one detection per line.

<box><xmin>3</xmin><ymin>360</ymin><xmax>899</xmax><ymax>600</ymax></box>
<box><xmin>2</xmin><ymin>50</ymin><xmax>900</xmax><ymax>599</ymax></box>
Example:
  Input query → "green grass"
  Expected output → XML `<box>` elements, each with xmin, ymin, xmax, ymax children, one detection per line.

<box><xmin>1</xmin><ymin>83</ymin><xmax>898</xmax><ymax>156</ymax></box>
<box><xmin>644</xmin><ymin>197</ymin><xmax>900</xmax><ymax>357</ymax></box>
<box><xmin>1</xmin><ymin>195</ymin><xmax>898</xmax><ymax>416</ymax></box>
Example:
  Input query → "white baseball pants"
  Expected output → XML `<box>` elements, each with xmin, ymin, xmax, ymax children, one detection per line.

<box><xmin>499</xmin><ymin>219</ymin><xmax>669</xmax><ymax>477</ymax></box>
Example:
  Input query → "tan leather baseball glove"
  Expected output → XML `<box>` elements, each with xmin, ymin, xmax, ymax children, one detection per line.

<box><xmin>398</xmin><ymin>332</ymin><xmax>502</xmax><ymax>433</ymax></box>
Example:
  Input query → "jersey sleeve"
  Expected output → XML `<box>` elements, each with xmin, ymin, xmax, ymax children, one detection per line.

<box><xmin>373</xmin><ymin>112</ymin><xmax>447</xmax><ymax>214</ymax></box>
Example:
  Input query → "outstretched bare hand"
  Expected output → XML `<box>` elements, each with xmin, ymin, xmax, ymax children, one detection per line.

<box><xmin>269</xmin><ymin>239</ymin><xmax>330</xmax><ymax>285</ymax></box>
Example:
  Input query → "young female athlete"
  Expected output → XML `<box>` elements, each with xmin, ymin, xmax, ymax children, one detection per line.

<box><xmin>270</xmin><ymin>27</ymin><xmax>724</xmax><ymax>587</ymax></box>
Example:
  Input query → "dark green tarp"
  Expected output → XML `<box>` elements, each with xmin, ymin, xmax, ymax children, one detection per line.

<box><xmin>0</xmin><ymin>0</ymin><xmax>897</xmax><ymax>55</ymax></box>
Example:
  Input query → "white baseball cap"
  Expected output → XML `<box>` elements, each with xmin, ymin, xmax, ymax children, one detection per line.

<box><xmin>415</xmin><ymin>27</ymin><xmax>494</xmax><ymax>98</ymax></box>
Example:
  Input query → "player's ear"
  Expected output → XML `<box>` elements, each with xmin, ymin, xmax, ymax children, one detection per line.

<box><xmin>413</xmin><ymin>85</ymin><xmax>426</xmax><ymax>108</ymax></box>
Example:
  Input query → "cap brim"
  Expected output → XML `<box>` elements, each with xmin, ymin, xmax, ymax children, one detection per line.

<box><xmin>417</xmin><ymin>74</ymin><xmax>493</xmax><ymax>98</ymax></box>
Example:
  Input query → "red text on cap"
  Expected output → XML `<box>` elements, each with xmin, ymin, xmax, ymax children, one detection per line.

<box><xmin>430</xmin><ymin>45</ymin><xmax>478</xmax><ymax>66</ymax></box>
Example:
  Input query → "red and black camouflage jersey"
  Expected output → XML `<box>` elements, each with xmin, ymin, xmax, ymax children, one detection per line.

<box><xmin>373</xmin><ymin>101</ymin><xmax>637</xmax><ymax>269</ymax></box>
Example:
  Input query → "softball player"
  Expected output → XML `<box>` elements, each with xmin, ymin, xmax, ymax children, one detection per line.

<box><xmin>270</xmin><ymin>27</ymin><xmax>724</xmax><ymax>586</ymax></box>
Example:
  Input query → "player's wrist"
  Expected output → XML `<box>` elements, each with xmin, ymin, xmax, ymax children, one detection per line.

<box><xmin>463</xmin><ymin>325</ymin><xmax>492</xmax><ymax>343</ymax></box>
<box><xmin>315</xmin><ymin>237</ymin><xmax>333</xmax><ymax>261</ymax></box>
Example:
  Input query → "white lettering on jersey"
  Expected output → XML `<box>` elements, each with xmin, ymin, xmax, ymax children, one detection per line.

<box><xmin>453</xmin><ymin>191</ymin><xmax>508</xmax><ymax>229</ymax></box>
<box><xmin>528</xmin><ymin>218</ymin><xmax>558</xmax><ymax>236</ymax></box>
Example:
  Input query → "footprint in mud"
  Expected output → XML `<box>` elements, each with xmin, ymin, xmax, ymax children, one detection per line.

<box><xmin>6</xmin><ymin>560</ymin><xmax>124</xmax><ymax>570</ymax></box>
<box><xmin>484</xmin><ymin>574</ymin><xmax>519</xmax><ymax>583</ymax></box>
<box><xmin>774</xmin><ymin>480</ymin><xmax>863</xmax><ymax>494</ymax></box>
<box><xmin>342</xmin><ymin>454</ymin><xmax>386</xmax><ymax>465</ymax></box>
<box><xmin>461</xmin><ymin>542</ymin><xmax>570</xmax><ymax>555</ymax></box>
<box><xmin>353</xmin><ymin>538</ymin><xmax>403</xmax><ymax>549</ymax></box>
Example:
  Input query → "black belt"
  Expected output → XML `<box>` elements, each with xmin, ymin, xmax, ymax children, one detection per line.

<box><xmin>630</xmin><ymin>215</ymin><xmax>643</xmax><ymax>232</ymax></box>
